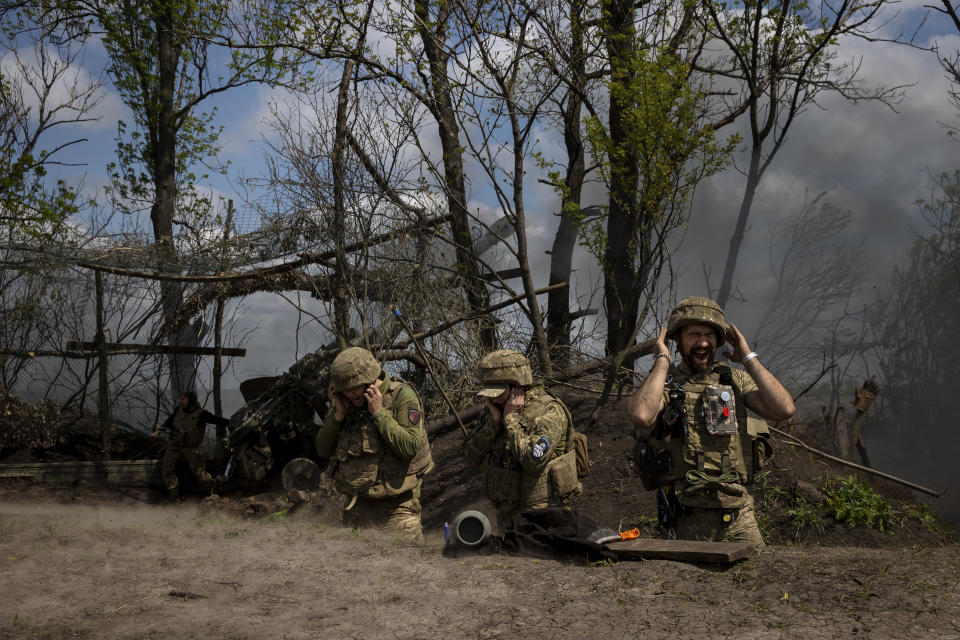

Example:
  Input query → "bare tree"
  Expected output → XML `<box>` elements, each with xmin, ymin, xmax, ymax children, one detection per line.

<box><xmin>750</xmin><ymin>193</ymin><xmax>871</xmax><ymax>388</ymax></box>
<box><xmin>701</xmin><ymin>0</ymin><xmax>905</xmax><ymax>308</ymax></box>
<box><xmin>0</xmin><ymin>14</ymin><xmax>99</xmax><ymax>234</ymax></box>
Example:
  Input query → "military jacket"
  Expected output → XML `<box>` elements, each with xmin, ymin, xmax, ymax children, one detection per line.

<box><xmin>316</xmin><ymin>375</ymin><xmax>433</xmax><ymax>500</ymax></box>
<box><xmin>463</xmin><ymin>386</ymin><xmax>578</xmax><ymax>509</ymax></box>
<box><xmin>162</xmin><ymin>406</ymin><xmax>228</xmax><ymax>448</ymax></box>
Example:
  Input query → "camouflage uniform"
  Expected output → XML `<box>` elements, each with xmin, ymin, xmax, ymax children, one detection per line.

<box><xmin>636</xmin><ymin>297</ymin><xmax>770</xmax><ymax>547</ymax></box>
<box><xmin>649</xmin><ymin>361</ymin><xmax>764</xmax><ymax>546</ymax></box>
<box><xmin>316</xmin><ymin>348</ymin><xmax>433</xmax><ymax>543</ymax></box>
<box><xmin>463</xmin><ymin>350</ymin><xmax>580</xmax><ymax>529</ymax></box>
<box><xmin>158</xmin><ymin>404</ymin><xmax>229</xmax><ymax>498</ymax></box>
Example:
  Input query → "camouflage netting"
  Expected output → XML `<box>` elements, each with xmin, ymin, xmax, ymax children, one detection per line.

<box><xmin>0</xmin><ymin>388</ymin><xmax>63</xmax><ymax>450</ymax></box>
<box><xmin>0</xmin><ymin>389</ymin><xmax>156</xmax><ymax>462</ymax></box>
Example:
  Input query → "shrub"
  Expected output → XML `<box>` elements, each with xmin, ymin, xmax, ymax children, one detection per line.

<box><xmin>821</xmin><ymin>475</ymin><xmax>894</xmax><ymax>532</ymax></box>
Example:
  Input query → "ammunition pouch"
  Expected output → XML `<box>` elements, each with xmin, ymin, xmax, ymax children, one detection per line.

<box><xmin>546</xmin><ymin>450</ymin><xmax>580</xmax><ymax>500</ymax></box>
<box><xmin>365</xmin><ymin>472</ymin><xmax>420</xmax><ymax>499</ymax></box>
<box><xmin>677</xmin><ymin>477</ymin><xmax>749</xmax><ymax>510</ymax></box>
<box><xmin>484</xmin><ymin>456</ymin><xmax>523</xmax><ymax>504</ymax></box>
<box><xmin>333</xmin><ymin>456</ymin><xmax>380</xmax><ymax>494</ymax></box>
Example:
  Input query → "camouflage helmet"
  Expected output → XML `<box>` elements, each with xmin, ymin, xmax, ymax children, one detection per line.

<box><xmin>476</xmin><ymin>349</ymin><xmax>533</xmax><ymax>398</ymax></box>
<box><xmin>330</xmin><ymin>347</ymin><xmax>381</xmax><ymax>392</ymax></box>
<box><xmin>666</xmin><ymin>296</ymin><xmax>727</xmax><ymax>346</ymax></box>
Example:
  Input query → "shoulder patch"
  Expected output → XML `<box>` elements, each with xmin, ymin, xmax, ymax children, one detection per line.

<box><xmin>531</xmin><ymin>436</ymin><xmax>551</xmax><ymax>459</ymax></box>
<box><xmin>408</xmin><ymin>408</ymin><xmax>421</xmax><ymax>425</ymax></box>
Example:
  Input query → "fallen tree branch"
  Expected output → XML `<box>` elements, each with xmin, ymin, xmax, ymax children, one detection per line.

<box><xmin>382</xmin><ymin>282</ymin><xmax>568</xmax><ymax>351</ymax></box>
<box><xmin>771</xmin><ymin>426</ymin><xmax>944</xmax><ymax>498</ymax></box>
<box><xmin>548</xmin><ymin>339</ymin><xmax>657</xmax><ymax>384</ymax></box>
<box><xmin>82</xmin><ymin>213</ymin><xmax>454</xmax><ymax>283</ymax></box>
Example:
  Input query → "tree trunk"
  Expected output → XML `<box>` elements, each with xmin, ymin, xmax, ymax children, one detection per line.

<box><xmin>415</xmin><ymin>0</ymin><xmax>496</xmax><ymax>350</ymax></box>
<box><xmin>152</xmin><ymin>3</ymin><xmax>196</xmax><ymax>402</ymax></box>
<box><xmin>332</xmin><ymin>60</ymin><xmax>354</xmax><ymax>346</ymax></box>
<box><xmin>716</xmin><ymin>126</ymin><xmax>763</xmax><ymax>308</ymax></box>
<box><xmin>547</xmin><ymin>0</ymin><xmax>587</xmax><ymax>370</ymax></box>
<box><xmin>602</xmin><ymin>0</ymin><xmax>641</xmax><ymax>365</ymax></box>
<box><xmin>506</xmin><ymin>95</ymin><xmax>553</xmax><ymax>377</ymax></box>
<box><xmin>95</xmin><ymin>271</ymin><xmax>111</xmax><ymax>459</ymax></box>
<box><xmin>213</xmin><ymin>200</ymin><xmax>234</xmax><ymax>434</ymax></box>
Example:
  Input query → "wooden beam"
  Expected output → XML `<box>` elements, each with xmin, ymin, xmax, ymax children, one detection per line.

<box><xmin>65</xmin><ymin>342</ymin><xmax>246</xmax><ymax>357</ymax></box>
<box><xmin>604</xmin><ymin>538</ymin><xmax>755</xmax><ymax>563</ymax></box>
<box><xmin>0</xmin><ymin>460</ymin><xmax>162</xmax><ymax>487</ymax></box>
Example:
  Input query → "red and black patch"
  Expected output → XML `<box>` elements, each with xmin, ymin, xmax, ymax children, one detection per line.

<box><xmin>408</xmin><ymin>409</ymin><xmax>421</xmax><ymax>425</ymax></box>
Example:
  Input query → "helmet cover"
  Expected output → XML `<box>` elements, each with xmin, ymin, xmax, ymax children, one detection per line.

<box><xmin>330</xmin><ymin>347</ymin><xmax>381</xmax><ymax>391</ymax></box>
<box><xmin>476</xmin><ymin>350</ymin><xmax>533</xmax><ymax>398</ymax></box>
<box><xmin>666</xmin><ymin>296</ymin><xmax>726</xmax><ymax>347</ymax></box>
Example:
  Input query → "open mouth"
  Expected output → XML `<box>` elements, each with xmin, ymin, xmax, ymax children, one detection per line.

<box><xmin>689</xmin><ymin>348</ymin><xmax>712</xmax><ymax>367</ymax></box>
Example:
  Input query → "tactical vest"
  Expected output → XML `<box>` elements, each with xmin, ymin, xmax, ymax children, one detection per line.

<box><xmin>483</xmin><ymin>387</ymin><xmax>580</xmax><ymax>508</ymax></box>
<box><xmin>332</xmin><ymin>378</ymin><xmax>434</xmax><ymax>499</ymax></box>
<box><xmin>173</xmin><ymin>406</ymin><xmax>205</xmax><ymax>448</ymax></box>
<box><xmin>653</xmin><ymin>363</ymin><xmax>752</xmax><ymax>484</ymax></box>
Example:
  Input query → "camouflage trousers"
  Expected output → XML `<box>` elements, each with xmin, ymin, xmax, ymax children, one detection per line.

<box><xmin>675</xmin><ymin>493</ymin><xmax>765</xmax><ymax>547</ymax></box>
<box><xmin>160</xmin><ymin>445</ymin><xmax>213</xmax><ymax>496</ymax></box>
<box><xmin>344</xmin><ymin>494</ymin><xmax>423</xmax><ymax>544</ymax></box>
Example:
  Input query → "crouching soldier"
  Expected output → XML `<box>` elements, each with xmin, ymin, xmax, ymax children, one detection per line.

<box><xmin>152</xmin><ymin>390</ymin><xmax>229</xmax><ymax>500</ymax></box>
<box><xmin>463</xmin><ymin>350</ymin><xmax>581</xmax><ymax>531</ymax></box>
<box><xmin>315</xmin><ymin>347</ymin><xmax>433</xmax><ymax>542</ymax></box>
<box><xmin>628</xmin><ymin>297</ymin><xmax>795</xmax><ymax>546</ymax></box>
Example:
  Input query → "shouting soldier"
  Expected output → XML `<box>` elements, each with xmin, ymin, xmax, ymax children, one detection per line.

<box><xmin>628</xmin><ymin>297</ymin><xmax>795</xmax><ymax>546</ymax></box>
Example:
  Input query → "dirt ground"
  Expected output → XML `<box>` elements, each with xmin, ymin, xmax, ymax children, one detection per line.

<box><xmin>2</xmin><ymin>392</ymin><xmax>959</xmax><ymax>639</ymax></box>
<box><xmin>1</xmin><ymin>483</ymin><xmax>959</xmax><ymax>640</ymax></box>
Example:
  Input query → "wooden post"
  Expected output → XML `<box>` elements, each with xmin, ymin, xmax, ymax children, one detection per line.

<box><xmin>213</xmin><ymin>199</ymin><xmax>234</xmax><ymax>425</ymax></box>
<box><xmin>95</xmin><ymin>271</ymin><xmax>111</xmax><ymax>459</ymax></box>
<box><xmin>850</xmin><ymin>380</ymin><xmax>879</xmax><ymax>468</ymax></box>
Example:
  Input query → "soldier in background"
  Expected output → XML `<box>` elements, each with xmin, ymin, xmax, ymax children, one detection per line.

<box><xmin>152</xmin><ymin>390</ymin><xmax>230</xmax><ymax>501</ymax></box>
<box><xmin>628</xmin><ymin>297</ymin><xmax>795</xmax><ymax>546</ymax></box>
<box><xmin>463</xmin><ymin>350</ymin><xmax>581</xmax><ymax>531</ymax></box>
<box><xmin>315</xmin><ymin>347</ymin><xmax>433</xmax><ymax>542</ymax></box>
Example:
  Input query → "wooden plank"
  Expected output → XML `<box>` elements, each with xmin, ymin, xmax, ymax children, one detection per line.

<box><xmin>65</xmin><ymin>342</ymin><xmax>246</xmax><ymax>357</ymax></box>
<box><xmin>604</xmin><ymin>538</ymin><xmax>755</xmax><ymax>563</ymax></box>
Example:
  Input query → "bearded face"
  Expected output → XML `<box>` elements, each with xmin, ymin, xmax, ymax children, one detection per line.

<box><xmin>678</xmin><ymin>323</ymin><xmax>719</xmax><ymax>372</ymax></box>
